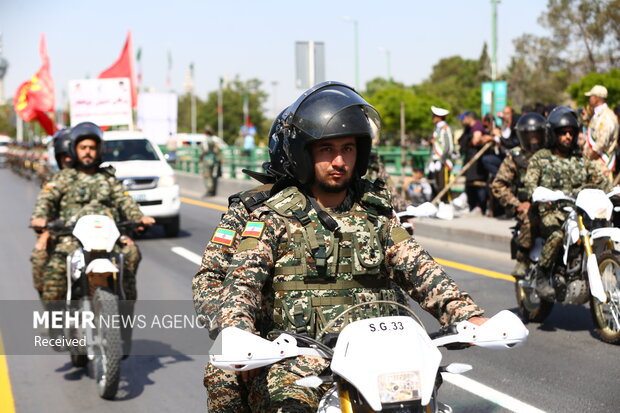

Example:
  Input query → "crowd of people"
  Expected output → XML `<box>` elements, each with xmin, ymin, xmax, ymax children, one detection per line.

<box><xmin>452</xmin><ymin>85</ymin><xmax>619</xmax><ymax>217</ymax></box>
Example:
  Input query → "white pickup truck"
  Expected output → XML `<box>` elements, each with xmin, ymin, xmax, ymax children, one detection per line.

<box><xmin>101</xmin><ymin>131</ymin><xmax>181</xmax><ymax>237</ymax></box>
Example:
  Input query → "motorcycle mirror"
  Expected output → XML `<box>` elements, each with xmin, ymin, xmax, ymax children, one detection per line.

<box><xmin>614</xmin><ymin>207</ymin><xmax>620</xmax><ymax>212</ymax></box>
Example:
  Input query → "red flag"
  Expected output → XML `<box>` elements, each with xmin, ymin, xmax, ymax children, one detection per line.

<box><xmin>13</xmin><ymin>34</ymin><xmax>57</xmax><ymax>135</ymax></box>
<box><xmin>99</xmin><ymin>31</ymin><xmax>137</xmax><ymax>107</ymax></box>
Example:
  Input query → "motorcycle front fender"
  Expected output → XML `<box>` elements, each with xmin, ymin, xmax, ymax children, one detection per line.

<box><xmin>591</xmin><ymin>227</ymin><xmax>620</xmax><ymax>243</ymax></box>
<box><xmin>586</xmin><ymin>254</ymin><xmax>607</xmax><ymax>304</ymax></box>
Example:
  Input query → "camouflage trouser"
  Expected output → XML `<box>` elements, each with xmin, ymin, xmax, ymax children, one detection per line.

<box><xmin>30</xmin><ymin>249</ymin><xmax>48</xmax><ymax>296</ymax></box>
<box><xmin>516</xmin><ymin>211</ymin><xmax>533</xmax><ymax>251</ymax></box>
<box><xmin>42</xmin><ymin>237</ymin><xmax>141</xmax><ymax>301</ymax></box>
<box><xmin>538</xmin><ymin>209</ymin><xmax>569</xmax><ymax>269</ymax></box>
<box><xmin>203</xmin><ymin>164</ymin><xmax>219</xmax><ymax>195</ymax></box>
<box><xmin>233</xmin><ymin>355</ymin><xmax>330</xmax><ymax>413</ymax></box>
<box><xmin>205</xmin><ymin>363</ymin><xmax>251</xmax><ymax>413</ymax></box>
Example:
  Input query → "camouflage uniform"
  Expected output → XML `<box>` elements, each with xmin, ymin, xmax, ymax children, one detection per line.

<box><xmin>219</xmin><ymin>179</ymin><xmax>483</xmax><ymax>412</ymax></box>
<box><xmin>524</xmin><ymin>149</ymin><xmax>610</xmax><ymax>269</ymax></box>
<box><xmin>30</xmin><ymin>166</ymin><xmax>144</xmax><ymax>301</ymax></box>
<box><xmin>193</xmin><ymin>184</ymin><xmax>274</xmax><ymax>413</ymax></box>
<box><xmin>491</xmin><ymin>147</ymin><xmax>533</xmax><ymax>269</ymax></box>
<box><xmin>202</xmin><ymin>136</ymin><xmax>222</xmax><ymax>196</ymax></box>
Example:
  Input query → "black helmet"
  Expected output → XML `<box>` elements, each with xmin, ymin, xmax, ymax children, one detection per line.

<box><xmin>280</xmin><ymin>81</ymin><xmax>380</xmax><ymax>185</ymax></box>
<box><xmin>546</xmin><ymin>106</ymin><xmax>579</xmax><ymax>153</ymax></box>
<box><xmin>515</xmin><ymin>112</ymin><xmax>546</xmax><ymax>153</ymax></box>
<box><xmin>68</xmin><ymin>122</ymin><xmax>104</xmax><ymax>168</ymax></box>
<box><xmin>52</xmin><ymin>128</ymin><xmax>72</xmax><ymax>168</ymax></box>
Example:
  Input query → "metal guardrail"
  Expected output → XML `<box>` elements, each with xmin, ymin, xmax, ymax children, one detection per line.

<box><xmin>161</xmin><ymin>145</ymin><xmax>433</xmax><ymax>179</ymax></box>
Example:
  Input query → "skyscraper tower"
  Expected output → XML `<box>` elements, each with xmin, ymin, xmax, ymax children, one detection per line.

<box><xmin>0</xmin><ymin>33</ymin><xmax>9</xmax><ymax>103</ymax></box>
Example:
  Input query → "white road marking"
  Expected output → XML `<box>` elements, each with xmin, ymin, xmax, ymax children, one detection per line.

<box><xmin>171</xmin><ymin>245</ymin><xmax>544</xmax><ymax>413</ymax></box>
<box><xmin>442</xmin><ymin>373</ymin><xmax>546</xmax><ymax>413</ymax></box>
<box><xmin>171</xmin><ymin>246</ymin><xmax>202</xmax><ymax>266</ymax></box>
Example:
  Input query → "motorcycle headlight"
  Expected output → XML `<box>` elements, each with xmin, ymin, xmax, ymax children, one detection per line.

<box><xmin>159</xmin><ymin>175</ymin><xmax>176</xmax><ymax>187</ymax></box>
<box><xmin>377</xmin><ymin>371</ymin><xmax>421</xmax><ymax>404</ymax></box>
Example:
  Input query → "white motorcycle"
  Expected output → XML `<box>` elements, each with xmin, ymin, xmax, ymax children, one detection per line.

<box><xmin>210</xmin><ymin>302</ymin><xmax>528</xmax><ymax>412</ymax></box>
<box><xmin>515</xmin><ymin>187</ymin><xmax>620</xmax><ymax>344</ymax></box>
<box><xmin>49</xmin><ymin>214</ymin><xmax>135</xmax><ymax>399</ymax></box>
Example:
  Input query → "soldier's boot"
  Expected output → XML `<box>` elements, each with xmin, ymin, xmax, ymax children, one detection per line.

<box><xmin>511</xmin><ymin>261</ymin><xmax>528</xmax><ymax>278</ymax></box>
<box><xmin>511</xmin><ymin>251</ymin><xmax>529</xmax><ymax>278</ymax></box>
<box><xmin>534</xmin><ymin>265</ymin><xmax>555</xmax><ymax>301</ymax></box>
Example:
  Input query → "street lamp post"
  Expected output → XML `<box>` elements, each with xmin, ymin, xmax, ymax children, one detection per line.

<box><xmin>379</xmin><ymin>47</ymin><xmax>392</xmax><ymax>83</ymax></box>
<box><xmin>343</xmin><ymin>17</ymin><xmax>360</xmax><ymax>90</ymax></box>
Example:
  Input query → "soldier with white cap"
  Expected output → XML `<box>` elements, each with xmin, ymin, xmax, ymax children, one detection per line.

<box><xmin>429</xmin><ymin>105</ymin><xmax>454</xmax><ymax>202</ymax></box>
<box><xmin>584</xmin><ymin>84</ymin><xmax>618</xmax><ymax>180</ymax></box>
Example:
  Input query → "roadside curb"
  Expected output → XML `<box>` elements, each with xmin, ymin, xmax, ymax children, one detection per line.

<box><xmin>175</xmin><ymin>171</ymin><xmax>514</xmax><ymax>255</ymax></box>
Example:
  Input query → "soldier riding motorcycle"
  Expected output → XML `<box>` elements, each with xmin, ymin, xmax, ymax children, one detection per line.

<box><xmin>515</xmin><ymin>107</ymin><xmax>619</xmax><ymax>344</ymax></box>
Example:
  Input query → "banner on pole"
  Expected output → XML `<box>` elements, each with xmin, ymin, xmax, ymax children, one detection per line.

<box><xmin>69</xmin><ymin>78</ymin><xmax>133</xmax><ymax>127</ymax></box>
<box><xmin>481</xmin><ymin>81</ymin><xmax>507</xmax><ymax>117</ymax></box>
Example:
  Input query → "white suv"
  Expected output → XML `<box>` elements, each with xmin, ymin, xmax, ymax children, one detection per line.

<box><xmin>102</xmin><ymin>131</ymin><xmax>181</xmax><ymax>237</ymax></box>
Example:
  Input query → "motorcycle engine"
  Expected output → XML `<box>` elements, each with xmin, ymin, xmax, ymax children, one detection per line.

<box><xmin>562</xmin><ymin>279</ymin><xmax>589</xmax><ymax>306</ymax></box>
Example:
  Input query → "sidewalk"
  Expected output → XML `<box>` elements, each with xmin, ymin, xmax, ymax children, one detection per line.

<box><xmin>176</xmin><ymin>172</ymin><xmax>513</xmax><ymax>255</ymax></box>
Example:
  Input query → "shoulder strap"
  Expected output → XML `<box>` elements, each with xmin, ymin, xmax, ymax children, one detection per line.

<box><xmin>229</xmin><ymin>183</ymin><xmax>275</xmax><ymax>213</ymax></box>
<box><xmin>358</xmin><ymin>178</ymin><xmax>393</xmax><ymax>219</ymax></box>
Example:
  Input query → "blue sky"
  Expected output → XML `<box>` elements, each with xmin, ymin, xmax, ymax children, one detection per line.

<box><xmin>1</xmin><ymin>0</ymin><xmax>548</xmax><ymax>116</ymax></box>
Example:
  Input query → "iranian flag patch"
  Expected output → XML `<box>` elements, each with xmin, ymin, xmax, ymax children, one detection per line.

<box><xmin>242</xmin><ymin>221</ymin><xmax>265</xmax><ymax>238</ymax></box>
<box><xmin>211</xmin><ymin>228</ymin><xmax>236</xmax><ymax>246</ymax></box>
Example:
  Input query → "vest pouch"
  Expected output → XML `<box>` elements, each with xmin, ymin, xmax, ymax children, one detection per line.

<box><xmin>351</xmin><ymin>290</ymin><xmax>397</xmax><ymax>321</ymax></box>
<box><xmin>275</xmin><ymin>295</ymin><xmax>315</xmax><ymax>335</ymax></box>
<box><xmin>352</xmin><ymin>221</ymin><xmax>383</xmax><ymax>275</ymax></box>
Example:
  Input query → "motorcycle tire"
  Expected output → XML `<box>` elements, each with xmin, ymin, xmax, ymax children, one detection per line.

<box><xmin>92</xmin><ymin>287</ymin><xmax>122</xmax><ymax>400</ymax></box>
<box><xmin>515</xmin><ymin>266</ymin><xmax>554</xmax><ymax>323</ymax></box>
<box><xmin>590</xmin><ymin>251</ymin><xmax>620</xmax><ymax>344</ymax></box>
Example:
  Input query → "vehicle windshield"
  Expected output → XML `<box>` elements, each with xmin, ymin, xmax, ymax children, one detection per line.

<box><xmin>102</xmin><ymin>139</ymin><xmax>160</xmax><ymax>162</ymax></box>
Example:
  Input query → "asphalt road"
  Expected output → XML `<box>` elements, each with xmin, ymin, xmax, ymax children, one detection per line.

<box><xmin>1</xmin><ymin>168</ymin><xmax>619</xmax><ymax>413</ymax></box>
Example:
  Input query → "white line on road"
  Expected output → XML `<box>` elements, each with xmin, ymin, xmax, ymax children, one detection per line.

<box><xmin>442</xmin><ymin>373</ymin><xmax>546</xmax><ymax>413</ymax></box>
<box><xmin>171</xmin><ymin>246</ymin><xmax>543</xmax><ymax>413</ymax></box>
<box><xmin>171</xmin><ymin>246</ymin><xmax>202</xmax><ymax>266</ymax></box>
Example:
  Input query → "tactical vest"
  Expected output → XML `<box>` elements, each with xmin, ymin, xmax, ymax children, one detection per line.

<box><xmin>57</xmin><ymin>168</ymin><xmax>119</xmax><ymax>225</ymax></box>
<box><xmin>532</xmin><ymin>149</ymin><xmax>590</xmax><ymax>197</ymax></box>
<box><xmin>263</xmin><ymin>181</ymin><xmax>400</xmax><ymax>337</ymax></box>
<box><xmin>510</xmin><ymin>147</ymin><xmax>530</xmax><ymax>202</ymax></box>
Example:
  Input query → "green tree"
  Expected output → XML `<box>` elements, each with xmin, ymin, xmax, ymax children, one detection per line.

<box><xmin>506</xmin><ymin>34</ymin><xmax>571</xmax><ymax>109</ymax></box>
<box><xmin>414</xmin><ymin>49</ymin><xmax>487</xmax><ymax>117</ymax></box>
<box><xmin>507</xmin><ymin>0</ymin><xmax>620</xmax><ymax>108</ymax></box>
<box><xmin>198</xmin><ymin>77</ymin><xmax>268</xmax><ymax>145</ymax></box>
<box><xmin>0</xmin><ymin>104</ymin><xmax>16</xmax><ymax>137</ymax></box>
<box><xmin>365</xmin><ymin>86</ymin><xmax>449</xmax><ymax>143</ymax></box>
<box><xmin>567</xmin><ymin>68</ymin><xmax>620</xmax><ymax>107</ymax></box>
<box><xmin>177</xmin><ymin>93</ymin><xmax>205</xmax><ymax>133</ymax></box>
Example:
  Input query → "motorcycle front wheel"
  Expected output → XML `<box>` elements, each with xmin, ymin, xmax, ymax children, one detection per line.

<box><xmin>590</xmin><ymin>251</ymin><xmax>620</xmax><ymax>344</ymax></box>
<box><xmin>515</xmin><ymin>266</ymin><xmax>554</xmax><ymax>323</ymax></box>
<box><xmin>92</xmin><ymin>287</ymin><xmax>122</xmax><ymax>399</ymax></box>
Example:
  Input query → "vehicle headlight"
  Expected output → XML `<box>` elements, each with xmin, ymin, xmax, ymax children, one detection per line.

<box><xmin>377</xmin><ymin>371</ymin><xmax>421</xmax><ymax>404</ymax></box>
<box><xmin>159</xmin><ymin>175</ymin><xmax>176</xmax><ymax>187</ymax></box>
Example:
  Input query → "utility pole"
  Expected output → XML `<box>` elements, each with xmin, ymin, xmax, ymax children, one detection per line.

<box><xmin>217</xmin><ymin>77</ymin><xmax>224</xmax><ymax>140</ymax></box>
<box><xmin>490</xmin><ymin>0</ymin><xmax>499</xmax><ymax>121</ymax></box>
<box><xmin>400</xmin><ymin>101</ymin><xmax>406</xmax><ymax>197</ymax></box>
